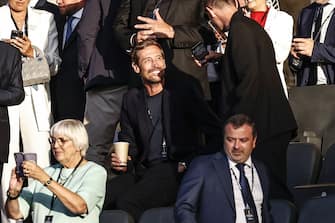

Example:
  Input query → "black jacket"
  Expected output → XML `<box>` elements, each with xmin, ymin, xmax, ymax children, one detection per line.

<box><xmin>0</xmin><ymin>42</ymin><xmax>24</xmax><ymax>163</ymax></box>
<box><xmin>119</xmin><ymin>74</ymin><xmax>222</xmax><ymax>168</ymax></box>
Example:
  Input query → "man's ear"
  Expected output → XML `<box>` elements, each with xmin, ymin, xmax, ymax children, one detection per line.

<box><xmin>206</xmin><ymin>6</ymin><xmax>216</xmax><ymax>18</ymax></box>
<box><xmin>132</xmin><ymin>62</ymin><xmax>140</xmax><ymax>74</ymax></box>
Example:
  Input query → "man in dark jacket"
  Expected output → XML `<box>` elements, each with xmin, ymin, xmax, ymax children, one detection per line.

<box><xmin>206</xmin><ymin>0</ymin><xmax>297</xmax><ymax>200</ymax></box>
<box><xmin>0</xmin><ymin>42</ymin><xmax>24</xmax><ymax>180</ymax></box>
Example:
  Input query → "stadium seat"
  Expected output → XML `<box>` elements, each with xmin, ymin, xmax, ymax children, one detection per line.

<box><xmin>138</xmin><ymin>207</ymin><xmax>175</xmax><ymax>223</ymax></box>
<box><xmin>100</xmin><ymin>210</ymin><xmax>134</xmax><ymax>223</ymax></box>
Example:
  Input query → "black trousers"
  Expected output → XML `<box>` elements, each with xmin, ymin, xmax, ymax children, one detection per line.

<box><xmin>253</xmin><ymin>131</ymin><xmax>293</xmax><ymax>201</ymax></box>
<box><xmin>104</xmin><ymin>162</ymin><xmax>179</xmax><ymax>222</ymax></box>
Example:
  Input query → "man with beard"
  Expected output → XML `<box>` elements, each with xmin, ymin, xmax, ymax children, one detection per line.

<box><xmin>104</xmin><ymin>40</ymin><xmax>222</xmax><ymax>222</ymax></box>
<box><xmin>50</xmin><ymin>0</ymin><xmax>86</xmax><ymax>122</ymax></box>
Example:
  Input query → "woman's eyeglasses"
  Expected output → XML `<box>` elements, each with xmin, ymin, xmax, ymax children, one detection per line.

<box><xmin>48</xmin><ymin>137</ymin><xmax>71</xmax><ymax>146</ymax></box>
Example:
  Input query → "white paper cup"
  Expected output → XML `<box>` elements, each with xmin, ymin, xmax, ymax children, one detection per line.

<box><xmin>114</xmin><ymin>142</ymin><xmax>129</xmax><ymax>167</ymax></box>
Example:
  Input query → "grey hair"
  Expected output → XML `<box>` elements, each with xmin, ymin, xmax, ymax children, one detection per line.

<box><xmin>50</xmin><ymin>119</ymin><xmax>89</xmax><ymax>157</ymax></box>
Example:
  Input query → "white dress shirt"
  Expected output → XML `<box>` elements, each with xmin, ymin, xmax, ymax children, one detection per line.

<box><xmin>229</xmin><ymin>157</ymin><xmax>264</xmax><ymax>223</ymax></box>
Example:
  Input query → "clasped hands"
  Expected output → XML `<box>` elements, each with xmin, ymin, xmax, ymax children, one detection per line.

<box><xmin>134</xmin><ymin>9</ymin><xmax>175</xmax><ymax>43</ymax></box>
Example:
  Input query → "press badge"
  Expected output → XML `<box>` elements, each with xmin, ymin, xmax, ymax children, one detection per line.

<box><xmin>244</xmin><ymin>208</ymin><xmax>256</xmax><ymax>223</ymax></box>
<box><xmin>44</xmin><ymin>215</ymin><xmax>53</xmax><ymax>223</ymax></box>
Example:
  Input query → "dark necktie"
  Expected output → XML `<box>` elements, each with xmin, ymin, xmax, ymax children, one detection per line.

<box><xmin>236</xmin><ymin>163</ymin><xmax>259</xmax><ymax>223</ymax></box>
<box><xmin>313</xmin><ymin>5</ymin><xmax>324</xmax><ymax>42</ymax></box>
<box><xmin>309</xmin><ymin>4</ymin><xmax>328</xmax><ymax>85</ymax></box>
<box><xmin>65</xmin><ymin>16</ymin><xmax>75</xmax><ymax>42</ymax></box>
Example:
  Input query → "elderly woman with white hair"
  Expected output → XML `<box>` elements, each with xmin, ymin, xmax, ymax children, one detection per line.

<box><xmin>5</xmin><ymin>119</ymin><xmax>107</xmax><ymax>223</ymax></box>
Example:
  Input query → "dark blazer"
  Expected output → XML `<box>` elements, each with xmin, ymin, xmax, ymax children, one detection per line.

<box><xmin>50</xmin><ymin>13</ymin><xmax>86</xmax><ymax>122</ymax></box>
<box><xmin>118</xmin><ymin>75</ymin><xmax>222</xmax><ymax>166</ymax></box>
<box><xmin>0</xmin><ymin>42</ymin><xmax>24</xmax><ymax>163</ymax></box>
<box><xmin>77</xmin><ymin>0</ymin><xmax>131</xmax><ymax>91</ymax></box>
<box><xmin>175</xmin><ymin>152</ymin><xmax>272</xmax><ymax>223</ymax></box>
<box><xmin>220</xmin><ymin>11</ymin><xmax>297</xmax><ymax>143</ymax></box>
<box><xmin>294</xmin><ymin>2</ymin><xmax>335</xmax><ymax>86</ymax></box>
<box><xmin>113</xmin><ymin>0</ymin><xmax>211</xmax><ymax>98</ymax></box>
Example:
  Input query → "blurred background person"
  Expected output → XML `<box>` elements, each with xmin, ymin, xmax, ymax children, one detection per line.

<box><xmin>77</xmin><ymin>0</ymin><xmax>131</xmax><ymax>170</ymax></box>
<box><xmin>113</xmin><ymin>0</ymin><xmax>212</xmax><ymax>99</ymax></box>
<box><xmin>0</xmin><ymin>42</ymin><xmax>24</xmax><ymax>182</ymax></box>
<box><xmin>290</xmin><ymin>0</ymin><xmax>335</xmax><ymax>86</ymax></box>
<box><xmin>0</xmin><ymin>0</ymin><xmax>60</xmax><ymax>221</ymax></box>
<box><xmin>247</xmin><ymin>0</ymin><xmax>293</xmax><ymax>98</ymax></box>
<box><xmin>50</xmin><ymin>0</ymin><xmax>85</xmax><ymax>122</ymax></box>
<box><xmin>5</xmin><ymin>119</ymin><xmax>106</xmax><ymax>223</ymax></box>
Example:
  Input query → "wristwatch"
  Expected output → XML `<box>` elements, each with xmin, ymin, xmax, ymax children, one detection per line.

<box><xmin>44</xmin><ymin>177</ymin><xmax>53</xmax><ymax>187</ymax></box>
<box><xmin>7</xmin><ymin>190</ymin><xmax>21</xmax><ymax>200</ymax></box>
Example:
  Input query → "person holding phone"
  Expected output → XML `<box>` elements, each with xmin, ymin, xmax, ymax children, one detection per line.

<box><xmin>0</xmin><ymin>0</ymin><xmax>60</xmax><ymax>222</ymax></box>
<box><xmin>5</xmin><ymin>119</ymin><xmax>106</xmax><ymax>223</ymax></box>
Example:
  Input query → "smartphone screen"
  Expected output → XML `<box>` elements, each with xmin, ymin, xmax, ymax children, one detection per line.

<box><xmin>191</xmin><ymin>42</ymin><xmax>209</xmax><ymax>62</ymax></box>
<box><xmin>11</xmin><ymin>30</ymin><xmax>23</xmax><ymax>39</ymax></box>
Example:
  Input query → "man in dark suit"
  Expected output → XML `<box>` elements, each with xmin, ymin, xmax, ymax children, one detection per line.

<box><xmin>206</xmin><ymin>0</ymin><xmax>297</xmax><ymax>200</ymax></box>
<box><xmin>0</xmin><ymin>42</ymin><xmax>24</xmax><ymax>180</ymax></box>
<box><xmin>104</xmin><ymin>40</ymin><xmax>222</xmax><ymax>221</ymax></box>
<box><xmin>51</xmin><ymin>0</ymin><xmax>86</xmax><ymax>122</ymax></box>
<box><xmin>175</xmin><ymin>114</ymin><xmax>272</xmax><ymax>223</ymax></box>
<box><xmin>290</xmin><ymin>0</ymin><xmax>335</xmax><ymax>86</ymax></box>
<box><xmin>113</xmin><ymin>0</ymin><xmax>211</xmax><ymax>99</ymax></box>
<box><xmin>76</xmin><ymin>0</ymin><xmax>131</xmax><ymax>168</ymax></box>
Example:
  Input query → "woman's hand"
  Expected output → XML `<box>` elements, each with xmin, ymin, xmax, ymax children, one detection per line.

<box><xmin>22</xmin><ymin>160</ymin><xmax>49</xmax><ymax>183</ymax></box>
<box><xmin>8</xmin><ymin>169</ymin><xmax>24</xmax><ymax>196</ymax></box>
<box><xmin>9</xmin><ymin>36</ymin><xmax>34</xmax><ymax>58</ymax></box>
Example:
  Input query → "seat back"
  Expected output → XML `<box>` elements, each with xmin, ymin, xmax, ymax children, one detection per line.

<box><xmin>100</xmin><ymin>210</ymin><xmax>134</xmax><ymax>223</ymax></box>
<box><xmin>298</xmin><ymin>194</ymin><xmax>335</xmax><ymax>223</ymax></box>
<box><xmin>138</xmin><ymin>207</ymin><xmax>175</xmax><ymax>223</ymax></box>
<box><xmin>318</xmin><ymin>143</ymin><xmax>335</xmax><ymax>183</ymax></box>
<box><xmin>287</xmin><ymin>143</ymin><xmax>322</xmax><ymax>189</ymax></box>
<box><xmin>270</xmin><ymin>199</ymin><xmax>297</xmax><ymax>223</ymax></box>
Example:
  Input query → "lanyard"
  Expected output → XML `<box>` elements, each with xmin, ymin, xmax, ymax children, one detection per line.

<box><xmin>10</xmin><ymin>11</ymin><xmax>28</xmax><ymax>36</ymax></box>
<box><xmin>48</xmin><ymin>157</ymin><xmax>83</xmax><ymax>214</ymax></box>
<box><xmin>312</xmin><ymin>7</ymin><xmax>335</xmax><ymax>40</ymax></box>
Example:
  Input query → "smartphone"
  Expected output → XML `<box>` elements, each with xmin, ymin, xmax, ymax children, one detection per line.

<box><xmin>11</xmin><ymin>30</ymin><xmax>23</xmax><ymax>39</ymax></box>
<box><xmin>191</xmin><ymin>41</ymin><xmax>209</xmax><ymax>64</ymax></box>
<box><xmin>14</xmin><ymin>153</ymin><xmax>25</xmax><ymax>177</ymax></box>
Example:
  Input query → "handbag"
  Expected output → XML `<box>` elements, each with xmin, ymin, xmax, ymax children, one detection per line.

<box><xmin>22</xmin><ymin>46</ymin><xmax>50</xmax><ymax>87</ymax></box>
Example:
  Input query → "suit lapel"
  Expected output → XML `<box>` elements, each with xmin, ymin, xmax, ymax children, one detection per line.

<box><xmin>212</xmin><ymin>153</ymin><xmax>236</xmax><ymax>211</ymax></box>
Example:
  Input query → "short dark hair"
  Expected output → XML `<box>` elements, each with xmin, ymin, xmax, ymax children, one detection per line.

<box><xmin>206</xmin><ymin>0</ymin><xmax>236</xmax><ymax>8</ymax></box>
<box><xmin>224</xmin><ymin>114</ymin><xmax>257</xmax><ymax>138</ymax></box>
<box><xmin>131</xmin><ymin>40</ymin><xmax>165</xmax><ymax>65</ymax></box>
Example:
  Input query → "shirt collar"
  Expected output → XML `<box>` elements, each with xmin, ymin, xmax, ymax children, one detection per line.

<box><xmin>70</xmin><ymin>7</ymin><xmax>84</xmax><ymax>20</ymax></box>
<box><xmin>228</xmin><ymin>156</ymin><xmax>253</xmax><ymax>169</ymax></box>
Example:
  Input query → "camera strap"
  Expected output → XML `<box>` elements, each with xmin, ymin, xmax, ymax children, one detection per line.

<box><xmin>10</xmin><ymin>11</ymin><xmax>28</xmax><ymax>36</ymax></box>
